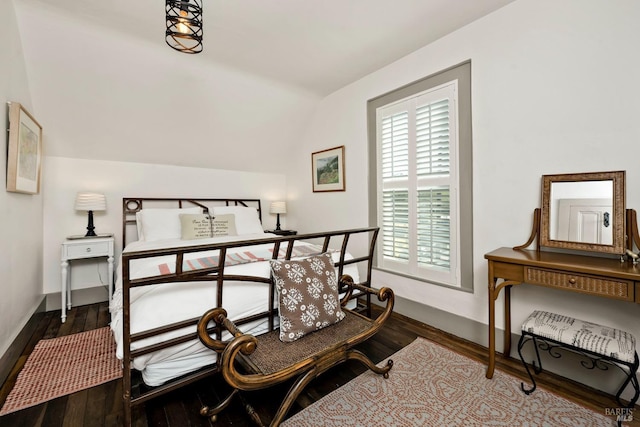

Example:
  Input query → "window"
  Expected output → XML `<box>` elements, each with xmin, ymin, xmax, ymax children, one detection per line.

<box><xmin>367</xmin><ymin>61</ymin><xmax>472</xmax><ymax>290</ymax></box>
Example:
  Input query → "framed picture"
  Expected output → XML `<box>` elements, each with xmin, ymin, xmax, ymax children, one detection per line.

<box><xmin>6</xmin><ymin>102</ymin><xmax>43</xmax><ymax>194</ymax></box>
<box><xmin>312</xmin><ymin>145</ymin><xmax>345</xmax><ymax>192</ymax></box>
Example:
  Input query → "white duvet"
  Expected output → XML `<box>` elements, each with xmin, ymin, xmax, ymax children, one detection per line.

<box><xmin>110</xmin><ymin>233</ymin><xmax>358</xmax><ymax>386</ymax></box>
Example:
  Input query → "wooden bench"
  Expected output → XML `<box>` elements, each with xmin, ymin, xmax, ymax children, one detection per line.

<box><xmin>197</xmin><ymin>275</ymin><xmax>395</xmax><ymax>426</ymax></box>
<box><xmin>517</xmin><ymin>310</ymin><xmax>639</xmax><ymax>414</ymax></box>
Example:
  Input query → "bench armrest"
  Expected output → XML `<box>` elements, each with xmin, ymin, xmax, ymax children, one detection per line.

<box><xmin>343</xmin><ymin>274</ymin><xmax>394</xmax><ymax>335</ymax></box>
<box><xmin>339</xmin><ymin>274</ymin><xmax>394</xmax><ymax>317</ymax></box>
<box><xmin>197</xmin><ymin>307</ymin><xmax>257</xmax><ymax>355</ymax></box>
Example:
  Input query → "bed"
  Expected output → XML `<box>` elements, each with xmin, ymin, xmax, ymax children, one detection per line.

<box><xmin>111</xmin><ymin>198</ymin><xmax>379</xmax><ymax>426</ymax></box>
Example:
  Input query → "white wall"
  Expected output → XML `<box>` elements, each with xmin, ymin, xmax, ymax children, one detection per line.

<box><xmin>0</xmin><ymin>1</ymin><xmax>44</xmax><ymax>357</ymax></box>
<box><xmin>289</xmin><ymin>0</ymin><xmax>640</xmax><ymax>396</ymax></box>
<box><xmin>42</xmin><ymin>156</ymin><xmax>287</xmax><ymax>298</ymax></box>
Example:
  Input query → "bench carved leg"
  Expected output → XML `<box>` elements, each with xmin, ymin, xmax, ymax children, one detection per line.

<box><xmin>200</xmin><ymin>389</ymin><xmax>240</xmax><ymax>422</ymax></box>
<box><xmin>347</xmin><ymin>349</ymin><xmax>394</xmax><ymax>378</ymax></box>
<box><xmin>270</xmin><ymin>367</ymin><xmax>318</xmax><ymax>427</ymax></box>
<box><xmin>268</xmin><ymin>350</ymin><xmax>393</xmax><ymax>427</ymax></box>
<box><xmin>239</xmin><ymin>393</ymin><xmax>265</xmax><ymax>427</ymax></box>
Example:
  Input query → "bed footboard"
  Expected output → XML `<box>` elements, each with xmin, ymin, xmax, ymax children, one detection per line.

<box><xmin>119</xmin><ymin>226</ymin><xmax>380</xmax><ymax>427</ymax></box>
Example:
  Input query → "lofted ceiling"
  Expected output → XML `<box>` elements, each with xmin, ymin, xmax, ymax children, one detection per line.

<box><xmin>12</xmin><ymin>0</ymin><xmax>517</xmax><ymax>173</ymax></box>
<box><xmin>16</xmin><ymin>0</ymin><xmax>515</xmax><ymax>96</ymax></box>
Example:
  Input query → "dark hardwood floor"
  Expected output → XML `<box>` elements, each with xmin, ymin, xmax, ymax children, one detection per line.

<box><xmin>0</xmin><ymin>302</ymin><xmax>637</xmax><ymax>426</ymax></box>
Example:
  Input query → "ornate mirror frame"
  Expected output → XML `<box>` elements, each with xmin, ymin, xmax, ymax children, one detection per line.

<box><xmin>540</xmin><ymin>171</ymin><xmax>625</xmax><ymax>255</ymax></box>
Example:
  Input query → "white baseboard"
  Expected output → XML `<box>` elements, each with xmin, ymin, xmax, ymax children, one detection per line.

<box><xmin>0</xmin><ymin>297</ymin><xmax>46</xmax><ymax>388</ymax></box>
<box><xmin>45</xmin><ymin>286</ymin><xmax>109</xmax><ymax>311</ymax></box>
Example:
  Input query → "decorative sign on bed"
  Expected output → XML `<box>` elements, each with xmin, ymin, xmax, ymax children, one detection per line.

<box><xmin>211</xmin><ymin>215</ymin><xmax>236</xmax><ymax>236</ymax></box>
<box><xmin>179</xmin><ymin>214</ymin><xmax>237</xmax><ymax>239</ymax></box>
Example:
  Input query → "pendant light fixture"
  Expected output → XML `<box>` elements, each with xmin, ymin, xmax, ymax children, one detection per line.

<box><xmin>166</xmin><ymin>0</ymin><xmax>203</xmax><ymax>54</ymax></box>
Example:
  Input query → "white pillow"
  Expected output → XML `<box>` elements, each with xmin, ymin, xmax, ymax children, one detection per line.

<box><xmin>212</xmin><ymin>206</ymin><xmax>264</xmax><ymax>235</ymax></box>
<box><xmin>139</xmin><ymin>207</ymin><xmax>202</xmax><ymax>241</ymax></box>
<box><xmin>135</xmin><ymin>211</ymin><xmax>145</xmax><ymax>241</ymax></box>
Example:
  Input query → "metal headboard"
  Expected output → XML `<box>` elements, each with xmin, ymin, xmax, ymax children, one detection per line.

<box><xmin>122</xmin><ymin>197</ymin><xmax>262</xmax><ymax>247</ymax></box>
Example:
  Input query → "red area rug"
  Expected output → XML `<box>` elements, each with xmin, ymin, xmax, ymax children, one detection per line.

<box><xmin>283</xmin><ymin>337</ymin><xmax>623</xmax><ymax>427</ymax></box>
<box><xmin>0</xmin><ymin>327</ymin><xmax>121</xmax><ymax>416</ymax></box>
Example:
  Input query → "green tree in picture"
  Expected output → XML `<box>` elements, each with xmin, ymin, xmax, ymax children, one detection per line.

<box><xmin>317</xmin><ymin>155</ymin><xmax>339</xmax><ymax>184</ymax></box>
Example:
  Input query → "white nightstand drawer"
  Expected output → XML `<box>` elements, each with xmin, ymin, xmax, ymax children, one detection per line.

<box><xmin>65</xmin><ymin>241</ymin><xmax>110</xmax><ymax>258</ymax></box>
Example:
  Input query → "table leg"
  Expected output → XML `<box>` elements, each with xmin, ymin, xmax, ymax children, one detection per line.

<box><xmin>67</xmin><ymin>263</ymin><xmax>72</xmax><ymax>310</ymax></box>
<box><xmin>487</xmin><ymin>276</ymin><xmax>519</xmax><ymax>379</ymax></box>
<box><xmin>61</xmin><ymin>260</ymin><xmax>68</xmax><ymax>323</ymax></box>
<box><xmin>487</xmin><ymin>272</ymin><xmax>497</xmax><ymax>378</ymax></box>
<box><xmin>108</xmin><ymin>255</ymin><xmax>114</xmax><ymax>303</ymax></box>
<box><xmin>504</xmin><ymin>285</ymin><xmax>512</xmax><ymax>356</ymax></box>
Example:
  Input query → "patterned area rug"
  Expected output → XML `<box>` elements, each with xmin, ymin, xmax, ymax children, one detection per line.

<box><xmin>283</xmin><ymin>337</ymin><xmax>621</xmax><ymax>427</ymax></box>
<box><xmin>0</xmin><ymin>327</ymin><xmax>121</xmax><ymax>416</ymax></box>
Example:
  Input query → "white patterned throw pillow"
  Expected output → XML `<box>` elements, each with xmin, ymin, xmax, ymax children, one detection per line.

<box><xmin>270</xmin><ymin>253</ymin><xmax>345</xmax><ymax>342</ymax></box>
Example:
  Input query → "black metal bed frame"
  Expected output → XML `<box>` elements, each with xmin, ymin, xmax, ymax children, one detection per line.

<box><xmin>118</xmin><ymin>197</ymin><xmax>379</xmax><ymax>427</ymax></box>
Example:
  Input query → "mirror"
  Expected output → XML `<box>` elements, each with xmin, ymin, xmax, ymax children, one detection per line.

<box><xmin>540</xmin><ymin>171</ymin><xmax>625</xmax><ymax>255</ymax></box>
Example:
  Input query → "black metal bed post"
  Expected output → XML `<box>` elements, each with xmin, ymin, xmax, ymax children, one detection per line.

<box><xmin>122</xmin><ymin>256</ymin><xmax>132</xmax><ymax>427</ymax></box>
<box><xmin>365</xmin><ymin>228</ymin><xmax>379</xmax><ymax>317</ymax></box>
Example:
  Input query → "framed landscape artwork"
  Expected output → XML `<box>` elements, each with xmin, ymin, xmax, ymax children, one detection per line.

<box><xmin>312</xmin><ymin>145</ymin><xmax>345</xmax><ymax>192</ymax></box>
<box><xmin>6</xmin><ymin>102</ymin><xmax>43</xmax><ymax>194</ymax></box>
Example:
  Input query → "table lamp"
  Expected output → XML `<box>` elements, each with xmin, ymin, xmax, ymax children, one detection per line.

<box><xmin>75</xmin><ymin>192</ymin><xmax>106</xmax><ymax>236</ymax></box>
<box><xmin>270</xmin><ymin>201</ymin><xmax>287</xmax><ymax>231</ymax></box>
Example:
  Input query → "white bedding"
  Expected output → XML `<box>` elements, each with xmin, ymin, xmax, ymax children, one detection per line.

<box><xmin>110</xmin><ymin>233</ymin><xmax>358</xmax><ymax>386</ymax></box>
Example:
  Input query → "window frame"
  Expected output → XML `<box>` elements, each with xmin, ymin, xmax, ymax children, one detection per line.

<box><xmin>367</xmin><ymin>61</ymin><xmax>473</xmax><ymax>292</ymax></box>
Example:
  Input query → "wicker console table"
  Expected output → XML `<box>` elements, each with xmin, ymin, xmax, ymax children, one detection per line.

<box><xmin>485</xmin><ymin>247</ymin><xmax>640</xmax><ymax>379</ymax></box>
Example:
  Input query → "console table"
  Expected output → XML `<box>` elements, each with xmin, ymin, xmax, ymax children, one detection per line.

<box><xmin>485</xmin><ymin>247</ymin><xmax>640</xmax><ymax>379</ymax></box>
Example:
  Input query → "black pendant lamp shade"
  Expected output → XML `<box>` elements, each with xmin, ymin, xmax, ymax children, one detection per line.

<box><xmin>166</xmin><ymin>0</ymin><xmax>203</xmax><ymax>54</ymax></box>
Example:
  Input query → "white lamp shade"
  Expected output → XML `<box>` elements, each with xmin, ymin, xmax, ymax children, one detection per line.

<box><xmin>75</xmin><ymin>192</ymin><xmax>107</xmax><ymax>211</ymax></box>
<box><xmin>270</xmin><ymin>201</ymin><xmax>287</xmax><ymax>214</ymax></box>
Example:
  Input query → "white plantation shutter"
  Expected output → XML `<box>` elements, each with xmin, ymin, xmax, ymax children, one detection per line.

<box><xmin>381</xmin><ymin>111</ymin><xmax>409</xmax><ymax>179</ymax></box>
<box><xmin>382</xmin><ymin>189</ymin><xmax>409</xmax><ymax>260</ymax></box>
<box><xmin>376</xmin><ymin>81</ymin><xmax>459</xmax><ymax>286</ymax></box>
<box><xmin>417</xmin><ymin>186</ymin><xmax>450</xmax><ymax>269</ymax></box>
<box><xmin>416</xmin><ymin>99</ymin><xmax>450</xmax><ymax>176</ymax></box>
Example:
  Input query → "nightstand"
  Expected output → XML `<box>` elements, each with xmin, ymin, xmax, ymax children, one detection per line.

<box><xmin>266</xmin><ymin>229</ymin><xmax>298</xmax><ymax>236</ymax></box>
<box><xmin>60</xmin><ymin>236</ymin><xmax>114</xmax><ymax>322</ymax></box>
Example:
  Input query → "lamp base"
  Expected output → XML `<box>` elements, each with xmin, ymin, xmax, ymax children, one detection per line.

<box><xmin>275</xmin><ymin>213</ymin><xmax>282</xmax><ymax>231</ymax></box>
<box><xmin>85</xmin><ymin>210</ymin><xmax>97</xmax><ymax>237</ymax></box>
